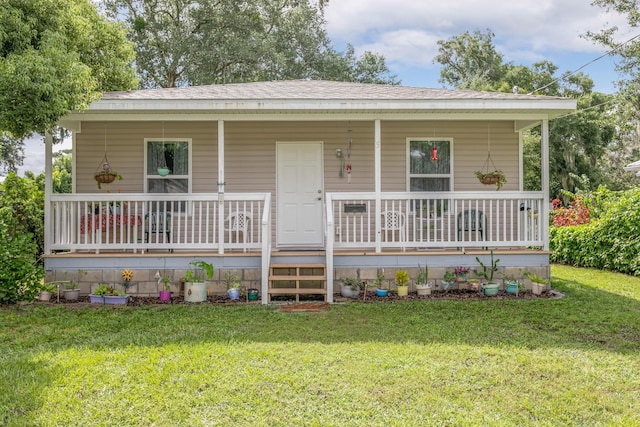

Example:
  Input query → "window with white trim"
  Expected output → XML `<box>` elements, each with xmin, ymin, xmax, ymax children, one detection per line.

<box><xmin>408</xmin><ymin>139</ymin><xmax>452</xmax><ymax>191</ymax></box>
<box><xmin>145</xmin><ymin>139</ymin><xmax>191</xmax><ymax>210</ymax></box>
<box><xmin>408</xmin><ymin>138</ymin><xmax>452</xmax><ymax>216</ymax></box>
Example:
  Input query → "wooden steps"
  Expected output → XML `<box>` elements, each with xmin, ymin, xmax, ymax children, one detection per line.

<box><xmin>268</xmin><ymin>263</ymin><xmax>327</xmax><ymax>303</ymax></box>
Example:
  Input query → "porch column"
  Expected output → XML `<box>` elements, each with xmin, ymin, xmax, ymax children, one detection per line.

<box><xmin>541</xmin><ymin>118</ymin><xmax>550</xmax><ymax>251</ymax></box>
<box><xmin>44</xmin><ymin>132</ymin><xmax>53</xmax><ymax>255</ymax></box>
<box><xmin>218</xmin><ymin>120</ymin><xmax>225</xmax><ymax>254</ymax></box>
<box><xmin>374</xmin><ymin>119</ymin><xmax>382</xmax><ymax>253</ymax></box>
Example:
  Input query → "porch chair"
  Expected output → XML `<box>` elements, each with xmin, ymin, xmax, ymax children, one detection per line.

<box><xmin>144</xmin><ymin>212</ymin><xmax>172</xmax><ymax>252</ymax></box>
<box><xmin>456</xmin><ymin>209</ymin><xmax>485</xmax><ymax>242</ymax></box>
<box><xmin>225</xmin><ymin>211</ymin><xmax>252</xmax><ymax>252</ymax></box>
<box><xmin>381</xmin><ymin>210</ymin><xmax>406</xmax><ymax>250</ymax></box>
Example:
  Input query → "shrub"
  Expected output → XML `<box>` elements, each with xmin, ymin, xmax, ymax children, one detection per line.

<box><xmin>550</xmin><ymin>187</ymin><xmax>640</xmax><ymax>276</ymax></box>
<box><xmin>0</xmin><ymin>207</ymin><xmax>44</xmax><ymax>303</ymax></box>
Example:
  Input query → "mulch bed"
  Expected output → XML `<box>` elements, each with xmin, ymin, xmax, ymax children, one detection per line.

<box><xmin>25</xmin><ymin>288</ymin><xmax>562</xmax><ymax>309</ymax></box>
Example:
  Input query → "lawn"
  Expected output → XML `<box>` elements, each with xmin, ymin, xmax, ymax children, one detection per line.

<box><xmin>1</xmin><ymin>265</ymin><xmax>639</xmax><ymax>426</ymax></box>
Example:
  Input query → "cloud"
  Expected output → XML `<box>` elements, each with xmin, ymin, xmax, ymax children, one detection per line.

<box><xmin>325</xmin><ymin>0</ymin><xmax>631</xmax><ymax>77</ymax></box>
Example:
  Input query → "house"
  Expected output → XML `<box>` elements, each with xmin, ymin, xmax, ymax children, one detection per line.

<box><xmin>45</xmin><ymin>80</ymin><xmax>576</xmax><ymax>303</ymax></box>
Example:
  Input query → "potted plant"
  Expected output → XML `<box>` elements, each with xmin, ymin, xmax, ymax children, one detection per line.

<box><xmin>90</xmin><ymin>283</ymin><xmax>129</xmax><ymax>305</ymax></box>
<box><xmin>504</xmin><ymin>274</ymin><xmax>523</xmax><ymax>295</ymax></box>
<box><xmin>454</xmin><ymin>266</ymin><xmax>469</xmax><ymax>282</ymax></box>
<box><xmin>38</xmin><ymin>282</ymin><xmax>57</xmax><ymax>302</ymax></box>
<box><xmin>526</xmin><ymin>272</ymin><xmax>548</xmax><ymax>295</ymax></box>
<box><xmin>374</xmin><ymin>269</ymin><xmax>388</xmax><ymax>297</ymax></box>
<box><xmin>121</xmin><ymin>269</ymin><xmax>135</xmax><ymax>294</ymax></box>
<box><xmin>184</xmin><ymin>260</ymin><xmax>214</xmax><ymax>302</ymax></box>
<box><xmin>157</xmin><ymin>167</ymin><xmax>171</xmax><ymax>176</ymax></box>
<box><xmin>247</xmin><ymin>288</ymin><xmax>259</xmax><ymax>301</ymax></box>
<box><xmin>441</xmin><ymin>270</ymin><xmax>455</xmax><ymax>293</ymax></box>
<box><xmin>94</xmin><ymin>160</ymin><xmax>123</xmax><ymax>189</ymax></box>
<box><xmin>340</xmin><ymin>276</ymin><xmax>364</xmax><ymax>298</ymax></box>
<box><xmin>474</xmin><ymin>170</ymin><xmax>507</xmax><ymax>190</ymax></box>
<box><xmin>63</xmin><ymin>281</ymin><xmax>80</xmax><ymax>301</ymax></box>
<box><xmin>223</xmin><ymin>271</ymin><xmax>241</xmax><ymax>300</ymax></box>
<box><xmin>159</xmin><ymin>276</ymin><xmax>172</xmax><ymax>301</ymax></box>
<box><xmin>415</xmin><ymin>264</ymin><xmax>433</xmax><ymax>296</ymax></box>
<box><xmin>395</xmin><ymin>269</ymin><xmax>410</xmax><ymax>297</ymax></box>
<box><xmin>475</xmin><ymin>250</ymin><xmax>500</xmax><ymax>296</ymax></box>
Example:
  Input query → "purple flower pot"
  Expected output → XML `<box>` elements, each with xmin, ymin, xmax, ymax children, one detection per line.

<box><xmin>159</xmin><ymin>290</ymin><xmax>171</xmax><ymax>301</ymax></box>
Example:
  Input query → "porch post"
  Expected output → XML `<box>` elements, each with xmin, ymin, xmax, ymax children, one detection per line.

<box><xmin>44</xmin><ymin>132</ymin><xmax>53</xmax><ymax>255</ymax></box>
<box><xmin>374</xmin><ymin>119</ymin><xmax>382</xmax><ymax>253</ymax></box>
<box><xmin>218</xmin><ymin>120</ymin><xmax>225</xmax><ymax>254</ymax></box>
<box><xmin>541</xmin><ymin>118</ymin><xmax>550</xmax><ymax>250</ymax></box>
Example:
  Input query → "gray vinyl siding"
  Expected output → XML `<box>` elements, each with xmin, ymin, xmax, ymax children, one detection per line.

<box><xmin>77</xmin><ymin>119</ymin><xmax>519</xmax><ymax>194</ymax></box>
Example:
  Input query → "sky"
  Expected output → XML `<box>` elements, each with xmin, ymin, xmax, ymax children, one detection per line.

<box><xmin>11</xmin><ymin>0</ymin><xmax>635</xmax><ymax>177</ymax></box>
<box><xmin>325</xmin><ymin>0</ymin><xmax>631</xmax><ymax>93</ymax></box>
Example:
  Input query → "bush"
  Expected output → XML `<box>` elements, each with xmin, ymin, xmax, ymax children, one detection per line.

<box><xmin>550</xmin><ymin>187</ymin><xmax>640</xmax><ymax>275</ymax></box>
<box><xmin>0</xmin><ymin>207</ymin><xmax>44</xmax><ymax>303</ymax></box>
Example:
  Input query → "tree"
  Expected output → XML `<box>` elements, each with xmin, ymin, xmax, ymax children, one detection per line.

<box><xmin>0</xmin><ymin>0</ymin><xmax>138</xmax><ymax>139</ymax></box>
<box><xmin>434</xmin><ymin>29</ymin><xmax>626</xmax><ymax>197</ymax></box>
<box><xmin>103</xmin><ymin>0</ymin><xmax>398</xmax><ymax>88</ymax></box>
<box><xmin>434</xmin><ymin>29</ymin><xmax>506</xmax><ymax>91</ymax></box>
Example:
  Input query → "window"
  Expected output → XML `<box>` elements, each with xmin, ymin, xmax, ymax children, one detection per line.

<box><xmin>145</xmin><ymin>139</ymin><xmax>191</xmax><ymax>211</ymax></box>
<box><xmin>407</xmin><ymin>139</ymin><xmax>452</xmax><ymax>191</ymax></box>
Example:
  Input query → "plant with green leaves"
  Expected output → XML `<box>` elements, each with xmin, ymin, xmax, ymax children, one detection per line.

<box><xmin>374</xmin><ymin>269</ymin><xmax>386</xmax><ymax>290</ymax></box>
<box><xmin>341</xmin><ymin>277</ymin><xmax>365</xmax><ymax>291</ymax></box>
<box><xmin>162</xmin><ymin>276</ymin><xmax>172</xmax><ymax>291</ymax></box>
<box><xmin>185</xmin><ymin>260</ymin><xmax>214</xmax><ymax>283</ymax></box>
<box><xmin>443</xmin><ymin>270</ymin><xmax>455</xmax><ymax>284</ymax></box>
<box><xmin>525</xmin><ymin>272</ymin><xmax>547</xmax><ymax>284</ymax></box>
<box><xmin>222</xmin><ymin>271</ymin><xmax>240</xmax><ymax>290</ymax></box>
<box><xmin>92</xmin><ymin>284</ymin><xmax>126</xmax><ymax>297</ymax></box>
<box><xmin>474</xmin><ymin>250</ymin><xmax>500</xmax><ymax>283</ymax></box>
<box><xmin>395</xmin><ymin>270</ymin><xmax>410</xmax><ymax>287</ymax></box>
<box><xmin>416</xmin><ymin>264</ymin><xmax>429</xmax><ymax>284</ymax></box>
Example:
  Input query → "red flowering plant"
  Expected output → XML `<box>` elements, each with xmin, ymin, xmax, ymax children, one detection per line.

<box><xmin>551</xmin><ymin>196</ymin><xmax>590</xmax><ymax>226</ymax></box>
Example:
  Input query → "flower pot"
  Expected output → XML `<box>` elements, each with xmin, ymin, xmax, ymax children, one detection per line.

<box><xmin>63</xmin><ymin>289</ymin><xmax>80</xmax><ymax>301</ymax></box>
<box><xmin>340</xmin><ymin>283</ymin><xmax>361</xmax><ymax>298</ymax></box>
<box><xmin>157</xmin><ymin>167</ymin><xmax>170</xmax><ymax>176</ymax></box>
<box><xmin>531</xmin><ymin>282</ymin><xmax>546</xmax><ymax>295</ymax></box>
<box><xmin>159</xmin><ymin>290</ymin><xmax>171</xmax><ymax>301</ymax></box>
<box><xmin>375</xmin><ymin>288</ymin><xmax>388</xmax><ymax>297</ymax></box>
<box><xmin>39</xmin><ymin>291</ymin><xmax>52</xmax><ymax>302</ymax></box>
<box><xmin>505</xmin><ymin>281</ymin><xmax>519</xmax><ymax>295</ymax></box>
<box><xmin>416</xmin><ymin>283</ymin><xmax>432</xmax><ymax>296</ymax></box>
<box><xmin>184</xmin><ymin>282</ymin><xmax>207</xmax><ymax>302</ymax></box>
<box><xmin>396</xmin><ymin>285</ymin><xmax>409</xmax><ymax>297</ymax></box>
<box><xmin>468</xmin><ymin>280</ymin><xmax>481</xmax><ymax>292</ymax></box>
<box><xmin>482</xmin><ymin>282</ymin><xmax>500</xmax><ymax>296</ymax></box>
<box><xmin>89</xmin><ymin>294</ymin><xmax>129</xmax><ymax>305</ymax></box>
<box><xmin>456</xmin><ymin>274</ymin><xmax>467</xmax><ymax>282</ymax></box>
<box><xmin>247</xmin><ymin>288</ymin><xmax>259</xmax><ymax>301</ymax></box>
<box><xmin>227</xmin><ymin>287</ymin><xmax>241</xmax><ymax>300</ymax></box>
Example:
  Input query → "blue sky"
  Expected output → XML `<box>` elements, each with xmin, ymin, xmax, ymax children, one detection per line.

<box><xmin>12</xmin><ymin>0</ymin><xmax>635</xmax><ymax>177</ymax></box>
<box><xmin>325</xmin><ymin>0</ymin><xmax>631</xmax><ymax>93</ymax></box>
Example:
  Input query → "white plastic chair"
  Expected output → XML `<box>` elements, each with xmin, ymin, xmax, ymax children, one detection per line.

<box><xmin>225</xmin><ymin>211</ymin><xmax>252</xmax><ymax>252</ymax></box>
<box><xmin>381</xmin><ymin>210</ymin><xmax>406</xmax><ymax>250</ymax></box>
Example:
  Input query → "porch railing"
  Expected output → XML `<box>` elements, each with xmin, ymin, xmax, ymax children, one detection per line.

<box><xmin>47</xmin><ymin>193</ymin><xmax>270</xmax><ymax>253</ymax></box>
<box><xmin>326</xmin><ymin>191</ymin><xmax>545</xmax><ymax>250</ymax></box>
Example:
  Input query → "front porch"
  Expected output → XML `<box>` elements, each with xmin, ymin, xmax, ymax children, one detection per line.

<box><xmin>45</xmin><ymin>191</ymin><xmax>549</xmax><ymax>303</ymax></box>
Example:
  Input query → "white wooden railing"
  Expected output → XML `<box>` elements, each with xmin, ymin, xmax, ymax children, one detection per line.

<box><xmin>326</xmin><ymin>191</ymin><xmax>545</xmax><ymax>250</ymax></box>
<box><xmin>47</xmin><ymin>193</ymin><xmax>270</xmax><ymax>254</ymax></box>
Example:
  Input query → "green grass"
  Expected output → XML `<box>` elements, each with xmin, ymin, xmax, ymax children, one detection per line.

<box><xmin>1</xmin><ymin>265</ymin><xmax>639</xmax><ymax>426</ymax></box>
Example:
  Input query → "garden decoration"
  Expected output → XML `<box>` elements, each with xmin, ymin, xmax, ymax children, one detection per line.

<box><xmin>475</xmin><ymin>125</ymin><xmax>506</xmax><ymax>190</ymax></box>
<box><xmin>94</xmin><ymin>125</ymin><xmax>122</xmax><ymax>189</ymax></box>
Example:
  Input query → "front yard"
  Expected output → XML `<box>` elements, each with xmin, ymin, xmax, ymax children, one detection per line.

<box><xmin>1</xmin><ymin>265</ymin><xmax>639</xmax><ymax>426</ymax></box>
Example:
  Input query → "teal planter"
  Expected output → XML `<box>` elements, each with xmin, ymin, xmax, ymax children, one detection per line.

<box><xmin>482</xmin><ymin>283</ymin><xmax>500</xmax><ymax>296</ymax></box>
<box><xmin>505</xmin><ymin>281</ymin><xmax>519</xmax><ymax>295</ymax></box>
<box><xmin>247</xmin><ymin>288</ymin><xmax>259</xmax><ymax>301</ymax></box>
<box><xmin>375</xmin><ymin>288</ymin><xmax>389</xmax><ymax>297</ymax></box>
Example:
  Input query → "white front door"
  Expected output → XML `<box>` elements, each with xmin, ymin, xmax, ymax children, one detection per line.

<box><xmin>276</xmin><ymin>142</ymin><xmax>324</xmax><ymax>248</ymax></box>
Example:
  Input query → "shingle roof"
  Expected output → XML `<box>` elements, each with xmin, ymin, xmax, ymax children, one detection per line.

<box><xmin>102</xmin><ymin>79</ymin><xmax>562</xmax><ymax>101</ymax></box>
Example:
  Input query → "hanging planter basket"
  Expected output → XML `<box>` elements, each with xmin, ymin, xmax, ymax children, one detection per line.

<box><xmin>475</xmin><ymin>126</ymin><xmax>506</xmax><ymax>190</ymax></box>
<box><xmin>94</xmin><ymin>155</ymin><xmax>122</xmax><ymax>189</ymax></box>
